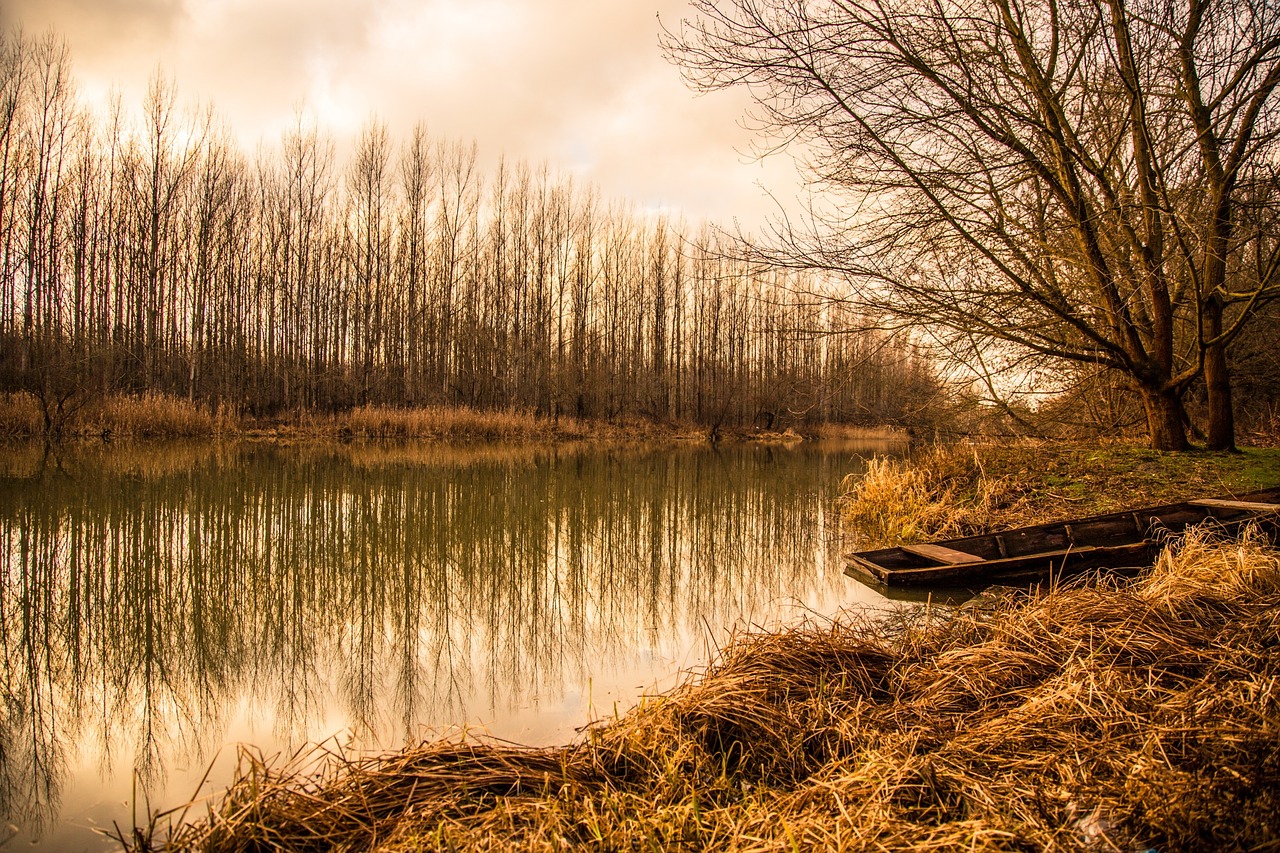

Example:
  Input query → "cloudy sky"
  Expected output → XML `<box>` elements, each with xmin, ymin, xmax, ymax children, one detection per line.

<box><xmin>7</xmin><ymin>0</ymin><xmax>803</xmax><ymax>228</ymax></box>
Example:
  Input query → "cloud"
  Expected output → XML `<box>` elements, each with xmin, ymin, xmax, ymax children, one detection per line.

<box><xmin>5</xmin><ymin>0</ymin><xmax>801</xmax><ymax>226</ymax></box>
<box><xmin>6</xmin><ymin>0</ymin><xmax>186</xmax><ymax>43</ymax></box>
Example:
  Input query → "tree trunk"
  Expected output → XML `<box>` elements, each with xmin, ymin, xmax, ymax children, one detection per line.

<box><xmin>1140</xmin><ymin>386</ymin><xmax>1190</xmax><ymax>451</ymax></box>
<box><xmin>1204</xmin><ymin>297</ymin><xmax>1237</xmax><ymax>451</ymax></box>
<box><xmin>1205</xmin><ymin>344</ymin><xmax>1236</xmax><ymax>451</ymax></box>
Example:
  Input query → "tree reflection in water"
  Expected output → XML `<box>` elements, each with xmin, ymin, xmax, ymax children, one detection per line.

<box><xmin>0</xmin><ymin>440</ymin><xmax>890</xmax><ymax>847</ymax></box>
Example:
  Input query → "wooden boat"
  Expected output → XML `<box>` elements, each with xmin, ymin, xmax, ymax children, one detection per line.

<box><xmin>845</xmin><ymin>487</ymin><xmax>1280</xmax><ymax>588</ymax></box>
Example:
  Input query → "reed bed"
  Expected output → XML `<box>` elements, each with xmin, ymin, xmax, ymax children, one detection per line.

<box><xmin>331</xmin><ymin>405</ymin><xmax>592</xmax><ymax>441</ymax></box>
<box><xmin>0</xmin><ymin>395</ymin><xmax>691</xmax><ymax>443</ymax></box>
<box><xmin>91</xmin><ymin>393</ymin><xmax>235</xmax><ymax>437</ymax></box>
<box><xmin>839</xmin><ymin>446</ymin><xmax>1030</xmax><ymax>547</ymax></box>
<box><xmin>808</xmin><ymin>423</ymin><xmax>910</xmax><ymax>442</ymax></box>
<box><xmin>325</xmin><ymin>405</ymin><xmax>727</xmax><ymax>443</ymax></box>
<box><xmin>1</xmin><ymin>392</ymin><xmax>891</xmax><ymax>444</ymax></box>
<box><xmin>0</xmin><ymin>391</ymin><xmax>234</xmax><ymax>437</ymax></box>
<box><xmin>133</xmin><ymin>527</ymin><xmax>1280</xmax><ymax>852</ymax></box>
<box><xmin>0</xmin><ymin>391</ymin><xmax>42</xmax><ymax>434</ymax></box>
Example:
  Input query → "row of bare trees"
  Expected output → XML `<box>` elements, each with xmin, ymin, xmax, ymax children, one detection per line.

<box><xmin>0</xmin><ymin>29</ymin><xmax>939</xmax><ymax>432</ymax></box>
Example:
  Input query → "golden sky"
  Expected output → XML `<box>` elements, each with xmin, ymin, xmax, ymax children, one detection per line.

<box><xmin>7</xmin><ymin>0</ymin><xmax>802</xmax><ymax>227</ymax></box>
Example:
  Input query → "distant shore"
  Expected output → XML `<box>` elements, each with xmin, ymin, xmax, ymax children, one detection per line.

<box><xmin>0</xmin><ymin>390</ymin><xmax>907</xmax><ymax>445</ymax></box>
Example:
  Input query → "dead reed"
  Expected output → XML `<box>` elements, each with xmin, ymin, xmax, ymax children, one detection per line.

<box><xmin>89</xmin><ymin>393</ymin><xmax>234</xmax><ymax>437</ymax></box>
<box><xmin>838</xmin><ymin>446</ymin><xmax>1031</xmax><ymax>548</ymax></box>
<box><xmin>133</xmin><ymin>526</ymin><xmax>1280</xmax><ymax>852</ymax></box>
<box><xmin>332</xmin><ymin>404</ymin><xmax>591</xmax><ymax>441</ymax></box>
<box><xmin>808</xmin><ymin>423</ymin><xmax>910</xmax><ymax>442</ymax></box>
<box><xmin>326</xmin><ymin>405</ymin><xmax>727</xmax><ymax>443</ymax></box>
<box><xmin>0</xmin><ymin>391</ymin><xmax>233</xmax><ymax>437</ymax></box>
<box><xmin>0</xmin><ymin>391</ymin><xmax>41</xmax><ymax>434</ymax></box>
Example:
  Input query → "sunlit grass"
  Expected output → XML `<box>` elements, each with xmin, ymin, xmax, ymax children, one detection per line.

<box><xmin>839</xmin><ymin>440</ymin><xmax>1280</xmax><ymax>549</ymax></box>
<box><xmin>332</xmin><ymin>404</ymin><xmax>592</xmax><ymax>441</ymax></box>
<box><xmin>0</xmin><ymin>391</ymin><xmax>234</xmax><ymax>437</ymax></box>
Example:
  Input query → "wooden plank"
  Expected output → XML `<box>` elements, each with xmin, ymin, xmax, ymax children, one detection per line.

<box><xmin>1001</xmin><ymin>528</ymin><xmax>1069</xmax><ymax>553</ymax></box>
<box><xmin>902</xmin><ymin>543</ymin><xmax>984</xmax><ymax>565</ymax></box>
<box><xmin>1189</xmin><ymin>498</ymin><xmax>1280</xmax><ymax>512</ymax></box>
<box><xmin>845</xmin><ymin>555</ymin><xmax>892</xmax><ymax>584</ymax></box>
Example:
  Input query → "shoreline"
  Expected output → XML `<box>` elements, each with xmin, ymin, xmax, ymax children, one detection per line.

<box><xmin>0</xmin><ymin>391</ymin><xmax>907</xmax><ymax>446</ymax></box>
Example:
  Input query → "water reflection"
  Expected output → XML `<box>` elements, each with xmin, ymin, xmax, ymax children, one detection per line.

<box><xmin>0</xmin><ymin>440</ymin><xmax>891</xmax><ymax>848</ymax></box>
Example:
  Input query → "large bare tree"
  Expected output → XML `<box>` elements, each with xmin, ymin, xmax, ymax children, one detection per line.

<box><xmin>667</xmin><ymin>0</ymin><xmax>1280</xmax><ymax>450</ymax></box>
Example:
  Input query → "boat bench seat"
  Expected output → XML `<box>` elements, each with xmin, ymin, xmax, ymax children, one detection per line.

<box><xmin>902</xmin><ymin>543</ymin><xmax>984</xmax><ymax>564</ymax></box>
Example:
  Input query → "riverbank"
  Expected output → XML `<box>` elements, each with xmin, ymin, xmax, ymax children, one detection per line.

<box><xmin>122</xmin><ymin>440</ymin><xmax>1280</xmax><ymax>852</ymax></box>
<box><xmin>839</xmin><ymin>440</ymin><xmax>1280</xmax><ymax>549</ymax></box>
<box><xmin>132</xmin><ymin>526</ymin><xmax>1280</xmax><ymax>852</ymax></box>
<box><xmin>0</xmin><ymin>391</ymin><xmax>901</xmax><ymax>445</ymax></box>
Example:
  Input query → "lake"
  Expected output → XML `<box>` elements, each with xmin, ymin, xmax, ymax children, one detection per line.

<box><xmin>0</xmin><ymin>439</ymin><xmax>902</xmax><ymax>850</ymax></box>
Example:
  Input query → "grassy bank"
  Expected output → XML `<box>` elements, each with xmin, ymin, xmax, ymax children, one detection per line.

<box><xmin>0</xmin><ymin>392</ymin><xmax>903</xmax><ymax>444</ymax></box>
<box><xmin>132</xmin><ymin>528</ymin><xmax>1280</xmax><ymax>852</ymax></box>
<box><xmin>840</xmin><ymin>440</ymin><xmax>1280</xmax><ymax>549</ymax></box>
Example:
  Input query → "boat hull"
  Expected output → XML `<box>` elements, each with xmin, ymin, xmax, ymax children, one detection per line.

<box><xmin>844</xmin><ymin>487</ymin><xmax>1280</xmax><ymax>587</ymax></box>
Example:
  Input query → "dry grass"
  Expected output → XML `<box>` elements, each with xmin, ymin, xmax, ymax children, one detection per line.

<box><xmin>87</xmin><ymin>393</ymin><xmax>235</xmax><ymax>437</ymax></box>
<box><xmin>838</xmin><ymin>446</ymin><xmax>1028</xmax><ymax>547</ymax></box>
<box><xmin>317</xmin><ymin>405</ymin><xmax>733</xmax><ymax>444</ymax></box>
<box><xmin>839</xmin><ymin>440</ymin><xmax>1280</xmax><ymax>550</ymax></box>
<box><xmin>331</xmin><ymin>405</ymin><xmax>592</xmax><ymax>441</ymax></box>
<box><xmin>129</xmin><ymin>527</ymin><xmax>1280</xmax><ymax>852</ymax></box>
<box><xmin>1</xmin><ymin>392</ymin><xmax>902</xmax><ymax>445</ymax></box>
<box><xmin>807</xmin><ymin>423</ymin><xmax>910</xmax><ymax>442</ymax></box>
<box><xmin>0</xmin><ymin>395</ymin><xmax>708</xmax><ymax>443</ymax></box>
<box><xmin>0</xmin><ymin>391</ymin><xmax>234</xmax><ymax>437</ymax></box>
<box><xmin>0</xmin><ymin>391</ymin><xmax>41</xmax><ymax>435</ymax></box>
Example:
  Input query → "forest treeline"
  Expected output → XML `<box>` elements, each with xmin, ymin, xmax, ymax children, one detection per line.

<box><xmin>0</xmin><ymin>30</ymin><xmax>939</xmax><ymax>434</ymax></box>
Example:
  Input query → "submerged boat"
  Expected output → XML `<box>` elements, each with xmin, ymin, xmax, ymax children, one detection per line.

<box><xmin>845</xmin><ymin>487</ymin><xmax>1280</xmax><ymax>588</ymax></box>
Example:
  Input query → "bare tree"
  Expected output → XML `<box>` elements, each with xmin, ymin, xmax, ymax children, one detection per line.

<box><xmin>397</xmin><ymin>123</ymin><xmax>433</xmax><ymax>403</ymax></box>
<box><xmin>347</xmin><ymin>117</ymin><xmax>392</xmax><ymax>406</ymax></box>
<box><xmin>666</xmin><ymin>0</ymin><xmax>1280</xmax><ymax>450</ymax></box>
<box><xmin>432</xmin><ymin>139</ymin><xmax>480</xmax><ymax>402</ymax></box>
<box><xmin>0</xmin><ymin>29</ymin><xmax>28</xmax><ymax>369</ymax></box>
<box><xmin>19</xmin><ymin>33</ymin><xmax>82</xmax><ymax>432</ymax></box>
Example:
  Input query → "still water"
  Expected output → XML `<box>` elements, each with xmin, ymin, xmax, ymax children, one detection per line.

<box><xmin>0</xmin><ymin>439</ymin><xmax>898</xmax><ymax>850</ymax></box>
